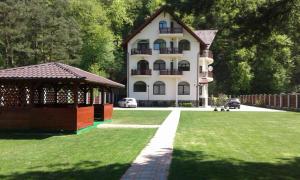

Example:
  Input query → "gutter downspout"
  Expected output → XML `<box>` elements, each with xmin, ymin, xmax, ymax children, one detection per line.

<box><xmin>196</xmin><ymin>51</ymin><xmax>200</xmax><ymax>107</ymax></box>
<box><xmin>126</xmin><ymin>50</ymin><xmax>129</xmax><ymax>97</ymax></box>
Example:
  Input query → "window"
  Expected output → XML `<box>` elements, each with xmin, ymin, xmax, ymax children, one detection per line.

<box><xmin>154</xmin><ymin>39</ymin><xmax>166</xmax><ymax>50</ymax></box>
<box><xmin>137</xmin><ymin>60</ymin><xmax>149</xmax><ymax>70</ymax></box>
<box><xmin>159</xmin><ymin>21</ymin><xmax>167</xmax><ymax>29</ymax></box>
<box><xmin>179</xmin><ymin>39</ymin><xmax>190</xmax><ymax>51</ymax></box>
<box><xmin>178</xmin><ymin>60</ymin><xmax>190</xmax><ymax>71</ymax></box>
<box><xmin>153</xmin><ymin>81</ymin><xmax>165</xmax><ymax>95</ymax></box>
<box><xmin>134</xmin><ymin>81</ymin><xmax>147</xmax><ymax>92</ymax></box>
<box><xmin>137</xmin><ymin>40</ymin><xmax>149</xmax><ymax>50</ymax></box>
<box><xmin>153</xmin><ymin>60</ymin><xmax>166</xmax><ymax>70</ymax></box>
<box><xmin>178</xmin><ymin>81</ymin><xmax>190</xmax><ymax>95</ymax></box>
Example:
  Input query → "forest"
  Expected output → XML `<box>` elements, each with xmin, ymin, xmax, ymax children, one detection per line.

<box><xmin>0</xmin><ymin>0</ymin><xmax>299</xmax><ymax>95</ymax></box>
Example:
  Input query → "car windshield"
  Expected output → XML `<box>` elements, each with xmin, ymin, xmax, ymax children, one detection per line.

<box><xmin>230</xmin><ymin>98</ymin><xmax>240</xmax><ymax>102</ymax></box>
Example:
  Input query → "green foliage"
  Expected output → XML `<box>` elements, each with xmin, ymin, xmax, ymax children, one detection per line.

<box><xmin>212</xmin><ymin>94</ymin><xmax>228</xmax><ymax>107</ymax></box>
<box><xmin>178</xmin><ymin>102</ymin><xmax>193</xmax><ymax>107</ymax></box>
<box><xmin>166</xmin><ymin>0</ymin><xmax>300</xmax><ymax>94</ymax></box>
<box><xmin>0</xmin><ymin>0</ymin><xmax>299</xmax><ymax>92</ymax></box>
<box><xmin>0</xmin><ymin>0</ymin><xmax>82</xmax><ymax>68</ymax></box>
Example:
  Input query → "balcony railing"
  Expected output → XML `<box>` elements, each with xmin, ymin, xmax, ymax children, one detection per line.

<box><xmin>160</xmin><ymin>69</ymin><xmax>183</xmax><ymax>75</ymax></box>
<box><xmin>159</xmin><ymin>47</ymin><xmax>183</xmax><ymax>54</ymax></box>
<box><xmin>131</xmin><ymin>48</ymin><xmax>152</xmax><ymax>55</ymax></box>
<box><xmin>131</xmin><ymin>69</ymin><xmax>152</xmax><ymax>75</ymax></box>
<box><xmin>159</xmin><ymin>27</ymin><xmax>183</xmax><ymax>34</ymax></box>
<box><xmin>200</xmin><ymin>50</ymin><xmax>213</xmax><ymax>59</ymax></box>
<box><xmin>199</xmin><ymin>71</ymin><xmax>213</xmax><ymax>78</ymax></box>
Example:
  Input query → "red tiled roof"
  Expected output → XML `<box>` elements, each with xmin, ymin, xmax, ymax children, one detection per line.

<box><xmin>0</xmin><ymin>62</ymin><xmax>124</xmax><ymax>88</ymax></box>
<box><xmin>194</xmin><ymin>30</ymin><xmax>218</xmax><ymax>49</ymax></box>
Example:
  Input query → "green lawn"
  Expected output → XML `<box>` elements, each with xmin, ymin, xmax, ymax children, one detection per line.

<box><xmin>0</xmin><ymin>128</ymin><xmax>155</xmax><ymax>180</ymax></box>
<box><xmin>169</xmin><ymin>112</ymin><xmax>300</xmax><ymax>180</ymax></box>
<box><xmin>111</xmin><ymin>110</ymin><xmax>170</xmax><ymax>125</ymax></box>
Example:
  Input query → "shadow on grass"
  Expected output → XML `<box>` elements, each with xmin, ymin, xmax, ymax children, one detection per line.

<box><xmin>0</xmin><ymin>131</ymin><xmax>76</xmax><ymax>140</ymax></box>
<box><xmin>169</xmin><ymin>149</ymin><xmax>300</xmax><ymax>180</ymax></box>
<box><xmin>0</xmin><ymin>160</ymin><xmax>131</xmax><ymax>180</ymax></box>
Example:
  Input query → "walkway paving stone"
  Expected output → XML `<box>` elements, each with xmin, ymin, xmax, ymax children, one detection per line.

<box><xmin>97</xmin><ymin>124</ymin><xmax>160</xmax><ymax>129</ymax></box>
<box><xmin>121</xmin><ymin>110</ymin><xmax>181</xmax><ymax>180</ymax></box>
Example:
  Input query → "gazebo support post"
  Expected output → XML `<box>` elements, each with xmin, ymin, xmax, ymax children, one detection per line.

<box><xmin>89</xmin><ymin>86</ymin><xmax>94</xmax><ymax>105</ymax></box>
<box><xmin>101</xmin><ymin>88</ymin><xmax>105</xmax><ymax>105</ymax></box>
<box><xmin>73</xmin><ymin>83</ymin><xmax>79</xmax><ymax>107</ymax></box>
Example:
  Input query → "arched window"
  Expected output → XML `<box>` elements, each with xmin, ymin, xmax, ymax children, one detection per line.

<box><xmin>153</xmin><ymin>81</ymin><xmax>165</xmax><ymax>95</ymax></box>
<box><xmin>179</xmin><ymin>39</ymin><xmax>190</xmax><ymax>51</ymax></box>
<box><xmin>137</xmin><ymin>39</ymin><xmax>149</xmax><ymax>50</ymax></box>
<box><xmin>134</xmin><ymin>81</ymin><xmax>147</xmax><ymax>92</ymax></box>
<box><xmin>159</xmin><ymin>21</ymin><xmax>167</xmax><ymax>29</ymax></box>
<box><xmin>153</xmin><ymin>60</ymin><xmax>166</xmax><ymax>70</ymax></box>
<box><xmin>154</xmin><ymin>39</ymin><xmax>166</xmax><ymax>50</ymax></box>
<box><xmin>178</xmin><ymin>81</ymin><xmax>190</xmax><ymax>95</ymax></box>
<box><xmin>137</xmin><ymin>60</ymin><xmax>149</xmax><ymax>70</ymax></box>
<box><xmin>178</xmin><ymin>60</ymin><xmax>190</xmax><ymax>71</ymax></box>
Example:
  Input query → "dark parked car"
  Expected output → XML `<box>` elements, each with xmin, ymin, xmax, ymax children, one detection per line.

<box><xmin>225</xmin><ymin>98</ymin><xmax>241</xmax><ymax>109</ymax></box>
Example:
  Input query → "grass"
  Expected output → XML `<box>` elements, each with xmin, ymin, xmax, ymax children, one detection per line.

<box><xmin>169</xmin><ymin>112</ymin><xmax>300</xmax><ymax>180</ymax></box>
<box><xmin>0</xmin><ymin>128</ymin><xmax>155</xmax><ymax>180</ymax></box>
<box><xmin>111</xmin><ymin>110</ymin><xmax>171</xmax><ymax>125</ymax></box>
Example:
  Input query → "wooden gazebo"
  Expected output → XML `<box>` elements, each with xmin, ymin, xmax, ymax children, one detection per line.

<box><xmin>0</xmin><ymin>62</ymin><xmax>124</xmax><ymax>132</ymax></box>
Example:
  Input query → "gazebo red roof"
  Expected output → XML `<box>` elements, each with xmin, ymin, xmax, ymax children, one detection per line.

<box><xmin>0</xmin><ymin>62</ymin><xmax>124</xmax><ymax>88</ymax></box>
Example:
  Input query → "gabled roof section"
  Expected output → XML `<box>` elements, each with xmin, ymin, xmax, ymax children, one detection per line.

<box><xmin>0</xmin><ymin>62</ymin><xmax>124</xmax><ymax>88</ymax></box>
<box><xmin>194</xmin><ymin>30</ymin><xmax>218</xmax><ymax>49</ymax></box>
<box><xmin>123</xmin><ymin>6</ymin><xmax>208</xmax><ymax>49</ymax></box>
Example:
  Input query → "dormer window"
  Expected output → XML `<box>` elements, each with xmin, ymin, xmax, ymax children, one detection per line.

<box><xmin>159</xmin><ymin>21</ymin><xmax>167</xmax><ymax>29</ymax></box>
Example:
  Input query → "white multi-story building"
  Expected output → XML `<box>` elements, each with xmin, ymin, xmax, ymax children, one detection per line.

<box><xmin>124</xmin><ymin>7</ymin><xmax>217</xmax><ymax>107</ymax></box>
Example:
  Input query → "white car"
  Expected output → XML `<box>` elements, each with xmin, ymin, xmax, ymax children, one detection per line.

<box><xmin>118</xmin><ymin>98</ymin><xmax>138</xmax><ymax>108</ymax></box>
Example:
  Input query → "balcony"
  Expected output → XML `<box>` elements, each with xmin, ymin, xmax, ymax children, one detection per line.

<box><xmin>199</xmin><ymin>71</ymin><xmax>213</xmax><ymax>83</ymax></box>
<box><xmin>199</xmin><ymin>71</ymin><xmax>213</xmax><ymax>78</ymax></box>
<box><xmin>160</xmin><ymin>69</ymin><xmax>183</xmax><ymax>77</ymax></box>
<box><xmin>199</xmin><ymin>50</ymin><xmax>214</xmax><ymax>65</ymax></box>
<box><xmin>131</xmin><ymin>69</ymin><xmax>152</xmax><ymax>76</ymax></box>
<box><xmin>131</xmin><ymin>48</ymin><xmax>152</xmax><ymax>56</ymax></box>
<box><xmin>159</xmin><ymin>48</ymin><xmax>183</xmax><ymax>58</ymax></box>
<box><xmin>159</xmin><ymin>27</ymin><xmax>183</xmax><ymax>37</ymax></box>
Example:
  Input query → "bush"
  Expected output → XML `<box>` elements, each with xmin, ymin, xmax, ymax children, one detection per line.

<box><xmin>255</xmin><ymin>99</ymin><xmax>264</xmax><ymax>107</ymax></box>
<box><xmin>212</xmin><ymin>94</ymin><xmax>228</xmax><ymax>107</ymax></box>
<box><xmin>179</xmin><ymin>102</ymin><xmax>193</xmax><ymax>107</ymax></box>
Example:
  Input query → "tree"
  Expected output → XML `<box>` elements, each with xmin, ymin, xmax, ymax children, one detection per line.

<box><xmin>0</xmin><ymin>0</ymin><xmax>27</xmax><ymax>67</ymax></box>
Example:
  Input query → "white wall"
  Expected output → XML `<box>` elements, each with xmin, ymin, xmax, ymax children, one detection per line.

<box><xmin>127</xmin><ymin>11</ymin><xmax>210</xmax><ymax>102</ymax></box>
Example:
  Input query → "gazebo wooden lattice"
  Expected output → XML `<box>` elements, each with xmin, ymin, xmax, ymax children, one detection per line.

<box><xmin>0</xmin><ymin>62</ymin><xmax>124</xmax><ymax>132</ymax></box>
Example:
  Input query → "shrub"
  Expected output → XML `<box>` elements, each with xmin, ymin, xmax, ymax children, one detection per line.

<box><xmin>212</xmin><ymin>94</ymin><xmax>228</xmax><ymax>107</ymax></box>
<box><xmin>255</xmin><ymin>99</ymin><xmax>264</xmax><ymax>107</ymax></box>
<box><xmin>179</xmin><ymin>102</ymin><xmax>193</xmax><ymax>107</ymax></box>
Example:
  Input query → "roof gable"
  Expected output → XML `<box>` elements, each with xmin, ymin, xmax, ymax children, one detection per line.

<box><xmin>123</xmin><ymin>6</ymin><xmax>207</xmax><ymax>49</ymax></box>
<box><xmin>194</xmin><ymin>30</ymin><xmax>218</xmax><ymax>49</ymax></box>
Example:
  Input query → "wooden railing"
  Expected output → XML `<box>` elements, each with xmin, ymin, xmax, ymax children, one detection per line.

<box><xmin>159</xmin><ymin>27</ymin><xmax>183</xmax><ymax>34</ymax></box>
<box><xmin>200</xmin><ymin>50</ymin><xmax>213</xmax><ymax>59</ymax></box>
<box><xmin>159</xmin><ymin>47</ymin><xmax>183</xmax><ymax>54</ymax></box>
<box><xmin>131</xmin><ymin>48</ymin><xmax>152</xmax><ymax>55</ymax></box>
<box><xmin>131</xmin><ymin>69</ymin><xmax>152</xmax><ymax>75</ymax></box>
<box><xmin>199</xmin><ymin>71</ymin><xmax>213</xmax><ymax>78</ymax></box>
<box><xmin>160</xmin><ymin>69</ymin><xmax>183</xmax><ymax>75</ymax></box>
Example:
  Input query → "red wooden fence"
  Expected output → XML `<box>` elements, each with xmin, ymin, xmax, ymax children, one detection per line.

<box><xmin>240</xmin><ymin>93</ymin><xmax>299</xmax><ymax>110</ymax></box>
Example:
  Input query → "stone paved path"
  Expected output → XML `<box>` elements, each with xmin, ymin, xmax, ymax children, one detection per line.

<box><xmin>97</xmin><ymin>124</ymin><xmax>160</xmax><ymax>129</ymax></box>
<box><xmin>121</xmin><ymin>110</ymin><xmax>181</xmax><ymax>180</ymax></box>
